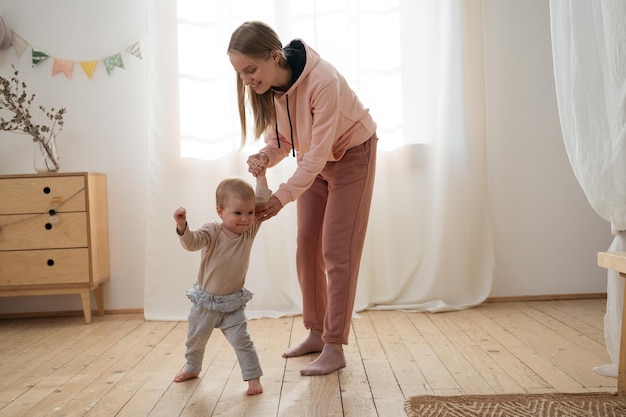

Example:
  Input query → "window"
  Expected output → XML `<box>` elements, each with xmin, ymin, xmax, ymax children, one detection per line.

<box><xmin>177</xmin><ymin>0</ymin><xmax>432</xmax><ymax>160</ymax></box>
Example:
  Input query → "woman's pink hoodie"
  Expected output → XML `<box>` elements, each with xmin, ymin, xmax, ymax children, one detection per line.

<box><xmin>259</xmin><ymin>40</ymin><xmax>377</xmax><ymax>206</ymax></box>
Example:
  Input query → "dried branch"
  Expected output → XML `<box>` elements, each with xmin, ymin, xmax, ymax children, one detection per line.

<box><xmin>0</xmin><ymin>66</ymin><xmax>66</xmax><ymax>170</ymax></box>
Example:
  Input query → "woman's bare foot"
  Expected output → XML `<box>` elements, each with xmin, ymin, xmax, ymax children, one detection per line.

<box><xmin>247</xmin><ymin>378</ymin><xmax>263</xmax><ymax>395</ymax></box>
<box><xmin>173</xmin><ymin>370</ymin><xmax>199</xmax><ymax>382</ymax></box>
<box><xmin>300</xmin><ymin>343</ymin><xmax>346</xmax><ymax>376</ymax></box>
<box><xmin>282</xmin><ymin>330</ymin><xmax>324</xmax><ymax>358</ymax></box>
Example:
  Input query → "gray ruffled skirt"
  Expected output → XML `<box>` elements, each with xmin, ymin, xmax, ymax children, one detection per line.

<box><xmin>186</xmin><ymin>282</ymin><xmax>253</xmax><ymax>313</ymax></box>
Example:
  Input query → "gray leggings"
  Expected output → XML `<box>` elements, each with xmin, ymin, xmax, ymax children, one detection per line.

<box><xmin>184</xmin><ymin>303</ymin><xmax>262</xmax><ymax>381</ymax></box>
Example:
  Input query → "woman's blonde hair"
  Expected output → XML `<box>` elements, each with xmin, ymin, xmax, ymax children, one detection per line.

<box><xmin>228</xmin><ymin>21</ymin><xmax>289</xmax><ymax>146</ymax></box>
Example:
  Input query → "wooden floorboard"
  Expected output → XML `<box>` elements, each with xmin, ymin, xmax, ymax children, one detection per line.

<box><xmin>0</xmin><ymin>299</ymin><xmax>616</xmax><ymax>417</ymax></box>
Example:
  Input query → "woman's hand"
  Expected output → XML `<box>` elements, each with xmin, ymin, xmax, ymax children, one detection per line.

<box><xmin>256</xmin><ymin>195</ymin><xmax>283</xmax><ymax>222</ymax></box>
<box><xmin>247</xmin><ymin>152</ymin><xmax>269</xmax><ymax>177</ymax></box>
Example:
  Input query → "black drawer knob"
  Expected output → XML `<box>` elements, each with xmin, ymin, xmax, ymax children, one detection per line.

<box><xmin>43</xmin><ymin>187</ymin><xmax>51</xmax><ymax>194</ymax></box>
<box><xmin>47</xmin><ymin>259</ymin><xmax>54</xmax><ymax>266</ymax></box>
<box><xmin>49</xmin><ymin>209</ymin><xmax>56</xmax><ymax>216</ymax></box>
<box><xmin>45</xmin><ymin>223</ymin><xmax>53</xmax><ymax>230</ymax></box>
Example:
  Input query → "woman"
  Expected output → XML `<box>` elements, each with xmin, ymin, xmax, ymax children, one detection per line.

<box><xmin>228</xmin><ymin>21</ymin><xmax>377</xmax><ymax>376</ymax></box>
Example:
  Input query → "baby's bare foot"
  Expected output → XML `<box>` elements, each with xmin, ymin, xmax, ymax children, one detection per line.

<box><xmin>247</xmin><ymin>378</ymin><xmax>263</xmax><ymax>395</ymax></box>
<box><xmin>282</xmin><ymin>330</ymin><xmax>324</xmax><ymax>358</ymax></box>
<box><xmin>300</xmin><ymin>343</ymin><xmax>346</xmax><ymax>376</ymax></box>
<box><xmin>173</xmin><ymin>370</ymin><xmax>199</xmax><ymax>382</ymax></box>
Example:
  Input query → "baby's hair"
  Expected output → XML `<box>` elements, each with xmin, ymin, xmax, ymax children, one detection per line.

<box><xmin>216</xmin><ymin>178</ymin><xmax>255</xmax><ymax>207</ymax></box>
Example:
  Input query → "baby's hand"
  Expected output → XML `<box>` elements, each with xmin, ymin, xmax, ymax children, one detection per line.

<box><xmin>174</xmin><ymin>207</ymin><xmax>187</xmax><ymax>234</ymax></box>
<box><xmin>254</xmin><ymin>166</ymin><xmax>267</xmax><ymax>178</ymax></box>
<box><xmin>174</xmin><ymin>207</ymin><xmax>187</xmax><ymax>223</ymax></box>
<box><xmin>247</xmin><ymin>153</ymin><xmax>268</xmax><ymax>177</ymax></box>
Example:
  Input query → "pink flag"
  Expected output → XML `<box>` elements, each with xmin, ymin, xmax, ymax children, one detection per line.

<box><xmin>52</xmin><ymin>59</ymin><xmax>74</xmax><ymax>79</ymax></box>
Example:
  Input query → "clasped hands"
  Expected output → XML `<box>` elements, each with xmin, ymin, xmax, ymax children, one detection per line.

<box><xmin>247</xmin><ymin>152</ymin><xmax>282</xmax><ymax>222</ymax></box>
<box><xmin>247</xmin><ymin>152</ymin><xmax>269</xmax><ymax>177</ymax></box>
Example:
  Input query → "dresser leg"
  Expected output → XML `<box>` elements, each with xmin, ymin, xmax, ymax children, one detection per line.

<box><xmin>95</xmin><ymin>285</ymin><xmax>105</xmax><ymax>316</ymax></box>
<box><xmin>80</xmin><ymin>290</ymin><xmax>92</xmax><ymax>324</ymax></box>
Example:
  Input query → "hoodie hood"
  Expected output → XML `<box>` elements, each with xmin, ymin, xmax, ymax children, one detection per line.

<box><xmin>284</xmin><ymin>39</ymin><xmax>307</xmax><ymax>87</ymax></box>
<box><xmin>271</xmin><ymin>39</ymin><xmax>307</xmax><ymax>156</ymax></box>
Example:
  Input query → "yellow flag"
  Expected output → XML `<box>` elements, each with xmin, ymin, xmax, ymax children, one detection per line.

<box><xmin>80</xmin><ymin>61</ymin><xmax>97</xmax><ymax>79</ymax></box>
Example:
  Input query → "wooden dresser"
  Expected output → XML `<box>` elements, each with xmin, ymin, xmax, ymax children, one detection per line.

<box><xmin>0</xmin><ymin>172</ymin><xmax>110</xmax><ymax>323</ymax></box>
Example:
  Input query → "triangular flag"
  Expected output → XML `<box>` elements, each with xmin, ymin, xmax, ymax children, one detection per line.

<box><xmin>11</xmin><ymin>31</ymin><xmax>28</xmax><ymax>57</ymax></box>
<box><xmin>52</xmin><ymin>59</ymin><xmax>74</xmax><ymax>79</ymax></box>
<box><xmin>80</xmin><ymin>61</ymin><xmax>97</xmax><ymax>79</ymax></box>
<box><xmin>32</xmin><ymin>48</ymin><xmax>48</xmax><ymax>67</ymax></box>
<box><xmin>126</xmin><ymin>41</ymin><xmax>142</xmax><ymax>60</ymax></box>
<box><xmin>103</xmin><ymin>53</ymin><xmax>124</xmax><ymax>75</ymax></box>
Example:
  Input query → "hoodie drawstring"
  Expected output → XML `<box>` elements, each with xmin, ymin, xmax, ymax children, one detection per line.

<box><xmin>285</xmin><ymin>95</ymin><xmax>295</xmax><ymax>157</ymax></box>
<box><xmin>272</xmin><ymin>91</ymin><xmax>296</xmax><ymax>157</ymax></box>
<box><xmin>272</xmin><ymin>92</ymin><xmax>280</xmax><ymax>150</ymax></box>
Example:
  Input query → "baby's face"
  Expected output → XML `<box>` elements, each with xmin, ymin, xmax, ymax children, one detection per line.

<box><xmin>218</xmin><ymin>195</ymin><xmax>256</xmax><ymax>235</ymax></box>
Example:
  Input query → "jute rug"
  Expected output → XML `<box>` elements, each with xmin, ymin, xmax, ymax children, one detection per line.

<box><xmin>404</xmin><ymin>392</ymin><xmax>626</xmax><ymax>416</ymax></box>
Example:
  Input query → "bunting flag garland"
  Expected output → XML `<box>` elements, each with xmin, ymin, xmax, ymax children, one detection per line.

<box><xmin>32</xmin><ymin>49</ymin><xmax>48</xmax><ymax>67</ymax></box>
<box><xmin>11</xmin><ymin>32</ymin><xmax>28</xmax><ymax>57</ymax></box>
<box><xmin>103</xmin><ymin>53</ymin><xmax>124</xmax><ymax>75</ymax></box>
<box><xmin>126</xmin><ymin>41</ymin><xmax>142</xmax><ymax>60</ymax></box>
<box><xmin>80</xmin><ymin>61</ymin><xmax>97</xmax><ymax>79</ymax></box>
<box><xmin>11</xmin><ymin>30</ymin><xmax>142</xmax><ymax>79</ymax></box>
<box><xmin>52</xmin><ymin>59</ymin><xmax>74</xmax><ymax>79</ymax></box>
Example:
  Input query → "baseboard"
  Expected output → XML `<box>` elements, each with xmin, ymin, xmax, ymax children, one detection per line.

<box><xmin>0</xmin><ymin>294</ymin><xmax>608</xmax><ymax>320</ymax></box>
<box><xmin>0</xmin><ymin>308</ymin><xmax>144</xmax><ymax>320</ymax></box>
<box><xmin>485</xmin><ymin>292</ymin><xmax>607</xmax><ymax>303</ymax></box>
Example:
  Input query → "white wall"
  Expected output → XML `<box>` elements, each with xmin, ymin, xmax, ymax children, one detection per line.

<box><xmin>0</xmin><ymin>0</ymin><xmax>149</xmax><ymax>314</ymax></box>
<box><xmin>0</xmin><ymin>0</ymin><xmax>612</xmax><ymax>316</ymax></box>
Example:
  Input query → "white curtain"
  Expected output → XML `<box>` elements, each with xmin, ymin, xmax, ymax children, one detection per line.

<box><xmin>549</xmin><ymin>0</ymin><xmax>626</xmax><ymax>377</ymax></box>
<box><xmin>144</xmin><ymin>0</ymin><xmax>494</xmax><ymax>321</ymax></box>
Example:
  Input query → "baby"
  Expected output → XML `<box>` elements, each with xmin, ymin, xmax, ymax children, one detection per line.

<box><xmin>173</xmin><ymin>174</ymin><xmax>270</xmax><ymax>395</ymax></box>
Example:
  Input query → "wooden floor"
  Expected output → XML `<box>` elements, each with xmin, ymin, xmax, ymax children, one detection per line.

<box><xmin>0</xmin><ymin>299</ymin><xmax>616</xmax><ymax>417</ymax></box>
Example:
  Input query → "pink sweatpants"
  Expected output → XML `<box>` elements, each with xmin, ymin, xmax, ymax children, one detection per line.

<box><xmin>296</xmin><ymin>134</ymin><xmax>377</xmax><ymax>345</ymax></box>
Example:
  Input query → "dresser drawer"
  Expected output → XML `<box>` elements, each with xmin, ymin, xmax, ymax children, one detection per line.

<box><xmin>0</xmin><ymin>176</ymin><xmax>86</xmax><ymax>215</ymax></box>
<box><xmin>0</xmin><ymin>248</ymin><xmax>90</xmax><ymax>286</ymax></box>
<box><xmin>0</xmin><ymin>212</ymin><xmax>88</xmax><ymax>250</ymax></box>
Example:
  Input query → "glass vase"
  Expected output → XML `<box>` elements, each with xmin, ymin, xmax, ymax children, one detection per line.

<box><xmin>33</xmin><ymin>139</ymin><xmax>60</xmax><ymax>173</ymax></box>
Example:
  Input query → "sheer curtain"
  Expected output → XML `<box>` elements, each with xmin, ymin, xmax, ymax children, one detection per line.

<box><xmin>144</xmin><ymin>0</ymin><xmax>494</xmax><ymax>320</ymax></box>
<box><xmin>550</xmin><ymin>0</ymin><xmax>626</xmax><ymax>377</ymax></box>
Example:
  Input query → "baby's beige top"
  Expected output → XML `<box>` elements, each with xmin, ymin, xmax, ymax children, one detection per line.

<box><xmin>177</xmin><ymin>182</ymin><xmax>270</xmax><ymax>295</ymax></box>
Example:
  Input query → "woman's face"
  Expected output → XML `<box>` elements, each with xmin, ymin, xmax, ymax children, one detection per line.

<box><xmin>229</xmin><ymin>50</ymin><xmax>280</xmax><ymax>94</ymax></box>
